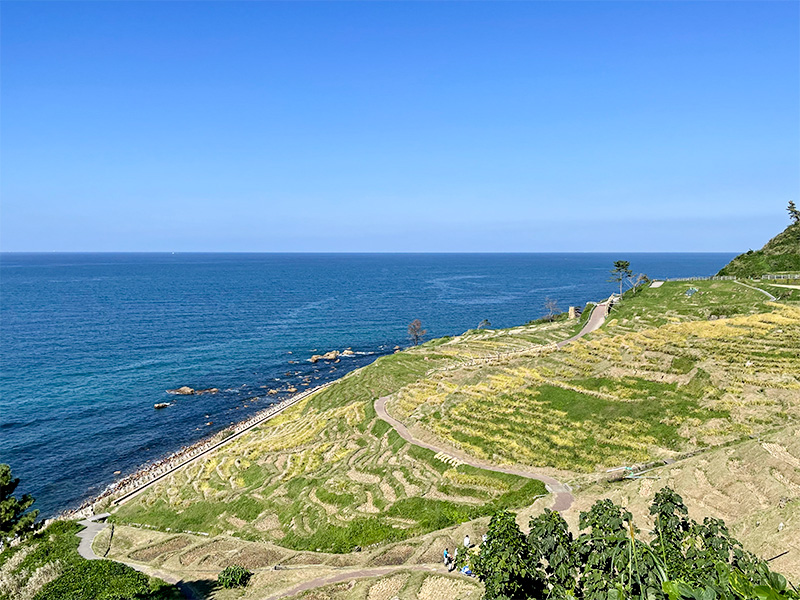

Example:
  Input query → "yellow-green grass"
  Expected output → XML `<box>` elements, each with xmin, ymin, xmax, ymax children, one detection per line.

<box><xmin>601</xmin><ymin>279</ymin><xmax>772</xmax><ymax>334</ymax></box>
<box><xmin>110</xmin><ymin>350</ymin><xmax>547</xmax><ymax>553</ymax></box>
<box><xmin>390</xmin><ymin>283</ymin><xmax>800</xmax><ymax>473</ymax></box>
<box><xmin>110</xmin><ymin>280</ymin><xmax>797</xmax><ymax>555</ymax></box>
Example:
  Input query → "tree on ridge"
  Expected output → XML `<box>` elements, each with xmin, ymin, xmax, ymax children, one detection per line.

<box><xmin>408</xmin><ymin>319</ymin><xmax>426</xmax><ymax>346</ymax></box>
<box><xmin>609</xmin><ymin>260</ymin><xmax>632</xmax><ymax>296</ymax></box>
<box><xmin>788</xmin><ymin>200</ymin><xmax>799</xmax><ymax>225</ymax></box>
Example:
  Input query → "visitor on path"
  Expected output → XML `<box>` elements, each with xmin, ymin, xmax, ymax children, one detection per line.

<box><xmin>443</xmin><ymin>548</ymin><xmax>450</xmax><ymax>567</ymax></box>
<box><xmin>464</xmin><ymin>534</ymin><xmax>470</xmax><ymax>548</ymax></box>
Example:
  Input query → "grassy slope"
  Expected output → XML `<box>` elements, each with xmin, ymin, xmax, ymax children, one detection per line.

<box><xmin>0</xmin><ymin>521</ymin><xmax>179</xmax><ymax>600</ymax></box>
<box><xmin>101</xmin><ymin>281</ymin><xmax>800</xmax><ymax>591</ymax></box>
<box><xmin>718</xmin><ymin>222</ymin><xmax>800</xmax><ymax>277</ymax></box>
<box><xmin>393</xmin><ymin>281</ymin><xmax>799</xmax><ymax>472</ymax></box>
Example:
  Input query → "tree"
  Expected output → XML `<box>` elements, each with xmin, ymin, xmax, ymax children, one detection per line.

<box><xmin>627</xmin><ymin>272</ymin><xmax>650</xmax><ymax>295</ymax></box>
<box><xmin>463</xmin><ymin>489</ymin><xmax>797</xmax><ymax>600</ymax></box>
<box><xmin>472</xmin><ymin>510</ymin><xmax>544</xmax><ymax>600</ymax></box>
<box><xmin>408</xmin><ymin>319</ymin><xmax>426</xmax><ymax>345</ymax></box>
<box><xmin>789</xmin><ymin>200</ymin><xmax>800</xmax><ymax>225</ymax></box>
<box><xmin>544</xmin><ymin>297</ymin><xmax>559</xmax><ymax>321</ymax></box>
<box><xmin>0</xmin><ymin>464</ymin><xmax>38</xmax><ymax>544</ymax></box>
<box><xmin>609</xmin><ymin>260</ymin><xmax>632</xmax><ymax>296</ymax></box>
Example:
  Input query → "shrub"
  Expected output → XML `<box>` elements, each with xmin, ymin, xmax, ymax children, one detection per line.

<box><xmin>33</xmin><ymin>559</ymin><xmax>150</xmax><ymax>600</ymax></box>
<box><xmin>217</xmin><ymin>565</ymin><xmax>252</xmax><ymax>589</ymax></box>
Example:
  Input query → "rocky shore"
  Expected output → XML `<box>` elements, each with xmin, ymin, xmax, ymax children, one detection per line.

<box><xmin>62</xmin><ymin>381</ymin><xmax>334</xmax><ymax>520</ymax></box>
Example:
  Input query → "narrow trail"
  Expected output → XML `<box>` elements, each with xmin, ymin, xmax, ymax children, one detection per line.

<box><xmin>376</xmin><ymin>301</ymin><xmax>610</xmax><ymax>514</ymax></box>
<box><xmin>734</xmin><ymin>280</ymin><xmax>777</xmax><ymax>301</ymax></box>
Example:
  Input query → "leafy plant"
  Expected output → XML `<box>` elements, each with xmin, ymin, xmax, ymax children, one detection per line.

<box><xmin>466</xmin><ymin>488</ymin><xmax>797</xmax><ymax>600</ymax></box>
<box><xmin>217</xmin><ymin>564</ymin><xmax>252</xmax><ymax>589</ymax></box>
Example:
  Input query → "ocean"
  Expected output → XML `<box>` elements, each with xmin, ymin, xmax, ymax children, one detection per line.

<box><xmin>0</xmin><ymin>252</ymin><xmax>735</xmax><ymax>516</ymax></box>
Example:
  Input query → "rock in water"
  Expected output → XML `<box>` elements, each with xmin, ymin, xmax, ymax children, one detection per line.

<box><xmin>154</xmin><ymin>402</ymin><xmax>170</xmax><ymax>409</ymax></box>
<box><xmin>167</xmin><ymin>386</ymin><xmax>195</xmax><ymax>395</ymax></box>
<box><xmin>195</xmin><ymin>388</ymin><xmax>219</xmax><ymax>395</ymax></box>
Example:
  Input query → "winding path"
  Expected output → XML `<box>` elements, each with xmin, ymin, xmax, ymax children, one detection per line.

<box><xmin>734</xmin><ymin>280</ymin><xmax>776</xmax><ymax>301</ymax></box>
<box><xmin>375</xmin><ymin>301</ymin><xmax>611</xmax><ymax>513</ymax></box>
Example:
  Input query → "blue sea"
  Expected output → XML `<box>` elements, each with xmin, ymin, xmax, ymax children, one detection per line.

<box><xmin>0</xmin><ymin>253</ymin><xmax>735</xmax><ymax>516</ymax></box>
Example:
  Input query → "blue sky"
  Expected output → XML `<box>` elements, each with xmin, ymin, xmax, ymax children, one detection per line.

<box><xmin>1</xmin><ymin>2</ymin><xmax>797</xmax><ymax>252</ymax></box>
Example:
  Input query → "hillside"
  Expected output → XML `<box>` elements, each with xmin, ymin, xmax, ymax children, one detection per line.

<box><xmin>718</xmin><ymin>222</ymin><xmax>800</xmax><ymax>277</ymax></box>
<box><xmin>80</xmin><ymin>280</ymin><xmax>800</xmax><ymax>597</ymax></box>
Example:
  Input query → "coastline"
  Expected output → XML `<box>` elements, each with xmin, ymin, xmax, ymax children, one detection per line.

<box><xmin>62</xmin><ymin>379</ymin><xmax>340</xmax><ymax>521</ymax></box>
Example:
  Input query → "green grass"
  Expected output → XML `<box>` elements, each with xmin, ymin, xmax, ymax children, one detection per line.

<box><xmin>601</xmin><ymin>280</ymin><xmax>770</xmax><ymax>334</ymax></box>
<box><xmin>0</xmin><ymin>521</ymin><xmax>179</xmax><ymax>600</ymax></box>
<box><xmin>718</xmin><ymin>222</ymin><xmax>800</xmax><ymax>278</ymax></box>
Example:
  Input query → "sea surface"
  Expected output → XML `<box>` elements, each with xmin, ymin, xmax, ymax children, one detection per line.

<box><xmin>0</xmin><ymin>252</ymin><xmax>735</xmax><ymax>516</ymax></box>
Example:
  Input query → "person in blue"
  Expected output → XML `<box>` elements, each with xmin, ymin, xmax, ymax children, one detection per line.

<box><xmin>443</xmin><ymin>548</ymin><xmax>449</xmax><ymax>566</ymax></box>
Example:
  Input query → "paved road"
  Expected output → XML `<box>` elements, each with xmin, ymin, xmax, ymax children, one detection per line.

<box><xmin>375</xmin><ymin>301</ymin><xmax>611</xmax><ymax>514</ymax></box>
<box><xmin>734</xmin><ymin>280</ymin><xmax>777</xmax><ymax>301</ymax></box>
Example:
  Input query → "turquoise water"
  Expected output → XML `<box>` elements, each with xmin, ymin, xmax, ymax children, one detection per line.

<box><xmin>0</xmin><ymin>252</ymin><xmax>734</xmax><ymax>515</ymax></box>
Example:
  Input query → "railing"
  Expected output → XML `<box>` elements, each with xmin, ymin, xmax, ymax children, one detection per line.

<box><xmin>663</xmin><ymin>276</ymin><xmax>736</xmax><ymax>282</ymax></box>
<box><xmin>761</xmin><ymin>273</ymin><xmax>800</xmax><ymax>280</ymax></box>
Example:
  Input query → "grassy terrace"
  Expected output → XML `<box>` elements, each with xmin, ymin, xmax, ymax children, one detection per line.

<box><xmin>391</xmin><ymin>281</ymin><xmax>799</xmax><ymax>472</ymax></box>
<box><xmin>110</xmin><ymin>333</ymin><xmax>561</xmax><ymax>553</ymax></box>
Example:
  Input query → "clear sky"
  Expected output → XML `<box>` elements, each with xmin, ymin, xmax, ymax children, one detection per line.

<box><xmin>1</xmin><ymin>1</ymin><xmax>797</xmax><ymax>252</ymax></box>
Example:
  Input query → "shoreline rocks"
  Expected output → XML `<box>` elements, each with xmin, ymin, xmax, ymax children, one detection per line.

<box><xmin>167</xmin><ymin>386</ymin><xmax>195</xmax><ymax>395</ymax></box>
<box><xmin>165</xmin><ymin>386</ymin><xmax>219</xmax><ymax>395</ymax></box>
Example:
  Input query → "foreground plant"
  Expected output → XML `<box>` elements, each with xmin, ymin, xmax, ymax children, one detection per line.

<box><xmin>218</xmin><ymin>564</ymin><xmax>252</xmax><ymax>589</ymax></box>
<box><xmin>467</xmin><ymin>488</ymin><xmax>797</xmax><ymax>600</ymax></box>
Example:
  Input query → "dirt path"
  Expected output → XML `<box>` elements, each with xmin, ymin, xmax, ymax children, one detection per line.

<box><xmin>262</xmin><ymin>564</ymin><xmax>442</xmax><ymax>600</ymax></box>
<box><xmin>375</xmin><ymin>396</ymin><xmax>573</xmax><ymax>511</ymax></box>
<box><xmin>734</xmin><ymin>280</ymin><xmax>777</xmax><ymax>301</ymax></box>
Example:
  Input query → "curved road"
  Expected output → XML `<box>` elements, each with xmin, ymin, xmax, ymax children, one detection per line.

<box><xmin>376</xmin><ymin>301</ymin><xmax>610</xmax><ymax>513</ymax></box>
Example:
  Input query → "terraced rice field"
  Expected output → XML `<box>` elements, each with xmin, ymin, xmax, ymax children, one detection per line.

<box><xmin>111</xmin><ymin>345</ymin><xmax>551</xmax><ymax>553</ymax></box>
<box><xmin>388</xmin><ymin>283</ymin><xmax>800</xmax><ymax>472</ymax></box>
<box><xmin>110</xmin><ymin>280</ymin><xmax>798</xmax><ymax>565</ymax></box>
<box><xmin>99</xmin><ymin>510</ymin><xmax>489</xmax><ymax>599</ymax></box>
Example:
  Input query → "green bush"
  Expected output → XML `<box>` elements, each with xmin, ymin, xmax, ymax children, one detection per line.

<box><xmin>33</xmin><ymin>559</ymin><xmax>150</xmax><ymax>600</ymax></box>
<box><xmin>217</xmin><ymin>564</ymin><xmax>252</xmax><ymax>589</ymax></box>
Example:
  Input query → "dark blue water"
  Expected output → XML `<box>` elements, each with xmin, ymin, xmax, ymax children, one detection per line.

<box><xmin>0</xmin><ymin>253</ymin><xmax>734</xmax><ymax>516</ymax></box>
